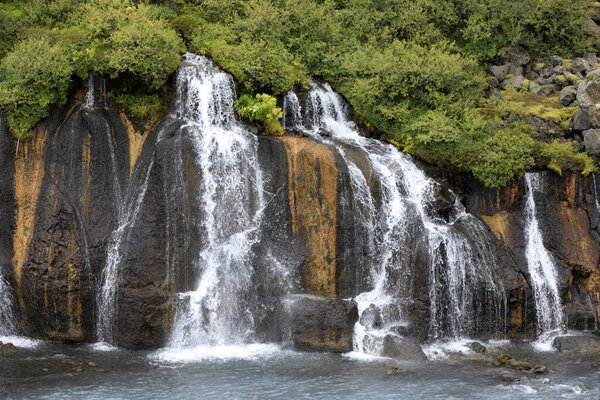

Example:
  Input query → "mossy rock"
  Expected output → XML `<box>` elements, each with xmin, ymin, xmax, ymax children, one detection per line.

<box><xmin>505</xmin><ymin>74</ymin><xmax>514</xmax><ymax>80</ymax></box>
<box><xmin>556</xmin><ymin>75</ymin><xmax>567</xmax><ymax>84</ymax></box>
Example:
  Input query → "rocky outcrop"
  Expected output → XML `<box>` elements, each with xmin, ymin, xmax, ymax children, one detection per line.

<box><xmin>279</xmin><ymin>137</ymin><xmax>338</xmax><ymax>296</ymax></box>
<box><xmin>438</xmin><ymin>169</ymin><xmax>600</xmax><ymax>332</ymax></box>
<box><xmin>381</xmin><ymin>335</ymin><xmax>427</xmax><ymax>361</ymax></box>
<box><xmin>287</xmin><ymin>295</ymin><xmax>358</xmax><ymax>353</ymax></box>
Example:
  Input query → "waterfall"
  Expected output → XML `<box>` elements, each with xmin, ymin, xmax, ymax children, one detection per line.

<box><xmin>524</xmin><ymin>173</ymin><xmax>564</xmax><ymax>334</ymax></box>
<box><xmin>166</xmin><ymin>54</ymin><xmax>271</xmax><ymax>350</ymax></box>
<box><xmin>283</xmin><ymin>82</ymin><xmax>506</xmax><ymax>354</ymax></box>
<box><xmin>0</xmin><ymin>273</ymin><xmax>16</xmax><ymax>336</ymax></box>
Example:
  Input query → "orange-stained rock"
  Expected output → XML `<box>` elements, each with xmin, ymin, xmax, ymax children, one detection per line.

<box><xmin>279</xmin><ymin>137</ymin><xmax>338</xmax><ymax>296</ymax></box>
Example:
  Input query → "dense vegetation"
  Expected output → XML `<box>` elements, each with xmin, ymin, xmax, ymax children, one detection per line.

<box><xmin>0</xmin><ymin>0</ymin><xmax>598</xmax><ymax>186</ymax></box>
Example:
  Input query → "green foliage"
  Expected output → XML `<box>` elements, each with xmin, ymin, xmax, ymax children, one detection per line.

<box><xmin>537</xmin><ymin>140</ymin><xmax>598</xmax><ymax>176</ymax></box>
<box><xmin>404</xmin><ymin>110</ymin><xmax>536</xmax><ymax>187</ymax></box>
<box><xmin>235</xmin><ymin>93</ymin><xmax>283</xmax><ymax>135</ymax></box>
<box><xmin>0</xmin><ymin>36</ymin><xmax>75</xmax><ymax>140</ymax></box>
<box><xmin>110</xmin><ymin>93</ymin><xmax>163</xmax><ymax>119</ymax></box>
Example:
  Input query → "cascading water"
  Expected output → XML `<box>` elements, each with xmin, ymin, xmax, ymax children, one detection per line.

<box><xmin>283</xmin><ymin>82</ymin><xmax>506</xmax><ymax>355</ymax></box>
<box><xmin>0</xmin><ymin>273</ymin><xmax>16</xmax><ymax>336</ymax></box>
<box><xmin>524</xmin><ymin>173</ymin><xmax>564</xmax><ymax>335</ymax></box>
<box><xmin>164</xmin><ymin>54</ymin><xmax>277</xmax><ymax>353</ymax></box>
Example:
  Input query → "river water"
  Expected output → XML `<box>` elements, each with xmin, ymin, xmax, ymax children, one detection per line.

<box><xmin>1</xmin><ymin>339</ymin><xmax>599</xmax><ymax>399</ymax></box>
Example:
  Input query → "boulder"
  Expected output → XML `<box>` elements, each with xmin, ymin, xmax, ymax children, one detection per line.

<box><xmin>382</xmin><ymin>334</ymin><xmax>428</xmax><ymax>361</ymax></box>
<box><xmin>573</xmin><ymin>71</ymin><xmax>600</xmax><ymax>130</ymax></box>
<box><xmin>558</xmin><ymin>86</ymin><xmax>577</xmax><ymax>106</ymax></box>
<box><xmin>360</xmin><ymin>304</ymin><xmax>383</xmax><ymax>329</ymax></box>
<box><xmin>533</xmin><ymin>365</ymin><xmax>548</xmax><ymax>374</ymax></box>
<box><xmin>386</xmin><ymin>366</ymin><xmax>406</xmax><ymax>376</ymax></box>
<box><xmin>289</xmin><ymin>296</ymin><xmax>358</xmax><ymax>353</ymax></box>
<box><xmin>571</xmin><ymin>58</ymin><xmax>592</xmax><ymax>74</ymax></box>
<box><xmin>469</xmin><ymin>342</ymin><xmax>487</xmax><ymax>353</ymax></box>
<box><xmin>496</xmin><ymin>354</ymin><xmax>532</xmax><ymax>370</ymax></box>
<box><xmin>505</xmin><ymin>47</ymin><xmax>530</xmax><ymax>66</ymax></box>
<box><xmin>583</xmin><ymin>53</ymin><xmax>598</xmax><ymax>67</ymax></box>
<box><xmin>490</xmin><ymin>64</ymin><xmax>510</xmax><ymax>81</ymax></box>
<box><xmin>583</xmin><ymin>129</ymin><xmax>600</xmax><ymax>156</ymax></box>
<box><xmin>553</xmin><ymin>334</ymin><xmax>600</xmax><ymax>353</ymax></box>
<box><xmin>0</xmin><ymin>342</ymin><xmax>16</xmax><ymax>355</ymax></box>
<box><xmin>550</xmin><ymin>55</ymin><xmax>563</xmax><ymax>67</ymax></box>
<box><xmin>502</xmin><ymin>75</ymin><xmax>525</xmax><ymax>90</ymax></box>
<box><xmin>539</xmin><ymin>64</ymin><xmax>554</xmax><ymax>79</ymax></box>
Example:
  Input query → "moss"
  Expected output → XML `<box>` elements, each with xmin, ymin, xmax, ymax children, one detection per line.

<box><xmin>556</xmin><ymin>75</ymin><xmax>567</xmax><ymax>84</ymax></box>
<box><xmin>523</xmin><ymin>79</ymin><xmax>530</xmax><ymax>90</ymax></box>
<box><xmin>566</xmin><ymin>73</ymin><xmax>580</xmax><ymax>83</ymax></box>
<box><xmin>533</xmin><ymin>62</ymin><xmax>545</xmax><ymax>72</ymax></box>
<box><xmin>500</xmin><ymin>88</ymin><xmax>576</xmax><ymax>127</ymax></box>
<box><xmin>504</xmin><ymin>74</ymin><xmax>514</xmax><ymax>80</ymax></box>
<box><xmin>547</xmin><ymin>162</ymin><xmax>562</xmax><ymax>175</ymax></box>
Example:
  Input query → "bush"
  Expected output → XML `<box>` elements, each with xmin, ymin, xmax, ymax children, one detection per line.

<box><xmin>537</xmin><ymin>140</ymin><xmax>597</xmax><ymax>176</ymax></box>
<box><xmin>110</xmin><ymin>93</ymin><xmax>163</xmax><ymax>119</ymax></box>
<box><xmin>0</xmin><ymin>36</ymin><xmax>74</xmax><ymax>140</ymax></box>
<box><xmin>235</xmin><ymin>93</ymin><xmax>283</xmax><ymax>135</ymax></box>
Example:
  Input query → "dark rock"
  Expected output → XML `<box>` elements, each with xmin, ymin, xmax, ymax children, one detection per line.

<box><xmin>572</xmin><ymin>58</ymin><xmax>592</xmax><ymax>74</ymax></box>
<box><xmin>539</xmin><ymin>64</ymin><xmax>554</xmax><ymax>79</ymax></box>
<box><xmin>506</xmin><ymin>47</ymin><xmax>530</xmax><ymax>66</ymax></box>
<box><xmin>469</xmin><ymin>342</ymin><xmax>487</xmax><ymax>353</ymax></box>
<box><xmin>0</xmin><ymin>342</ymin><xmax>16</xmax><ymax>355</ymax></box>
<box><xmin>572</xmin><ymin>109</ymin><xmax>594</xmax><ymax>131</ymax></box>
<box><xmin>553</xmin><ymin>334</ymin><xmax>600</xmax><ymax>353</ymax></box>
<box><xmin>502</xmin><ymin>75</ymin><xmax>525</xmax><ymax>90</ymax></box>
<box><xmin>583</xmin><ymin>53</ymin><xmax>598</xmax><ymax>67</ymax></box>
<box><xmin>550</xmin><ymin>56</ymin><xmax>564</xmax><ymax>67</ymax></box>
<box><xmin>382</xmin><ymin>334</ymin><xmax>427</xmax><ymax>361</ymax></box>
<box><xmin>508</xmin><ymin>65</ymin><xmax>524</xmax><ymax>77</ymax></box>
<box><xmin>558</xmin><ymin>86</ymin><xmax>577</xmax><ymax>106</ymax></box>
<box><xmin>289</xmin><ymin>296</ymin><xmax>358</xmax><ymax>353</ymax></box>
<box><xmin>490</xmin><ymin>64</ymin><xmax>510</xmax><ymax>81</ymax></box>
<box><xmin>360</xmin><ymin>304</ymin><xmax>383</xmax><ymax>329</ymax></box>
<box><xmin>575</xmin><ymin>68</ymin><xmax>600</xmax><ymax>130</ymax></box>
<box><xmin>501</xmin><ymin>373</ymin><xmax>521</xmax><ymax>382</ymax></box>
<box><xmin>583</xmin><ymin>129</ymin><xmax>600</xmax><ymax>156</ymax></box>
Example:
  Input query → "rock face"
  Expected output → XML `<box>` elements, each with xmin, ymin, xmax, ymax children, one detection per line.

<box><xmin>437</xmin><ymin>169</ymin><xmax>600</xmax><ymax>333</ymax></box>
<box><xmin>288</xmin><ymin>296</ymin><xmax>358</xmax><ymax>353</ymax></box>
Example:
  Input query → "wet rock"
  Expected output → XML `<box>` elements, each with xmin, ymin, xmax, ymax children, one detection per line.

<box><xmin>583</xmin><ymin>129</ymin><xmax>600</xmax><ymax>156</ymax></box>
<box><xmin>501</xmin><ymin>373</ymin><xmax>521</xmax><ymax>382</ymax></box>
<box><xmin>553</xmin><ymin>333</ymin><xmax>600</xmax><ymax>353</ymax></box>
<box><xmin>360</xmin><ymin>304</ymin><xmax>382</xmax><ymax>329</ymax></box>
<box><xmin>0</xmin><ymin>342</ymin><xmax>16</xmax><ymax>355</ymax></box>
<box><xmin>469</xmin><ymin>342</ymin><xmax>486</xmax><ymax>353</ymax></box>
<box><xmin>382</xmin><ymin>334</ymin><xmax>427</xmax><ymax>362</ymax></box>
<box><xmin>290</xmin><ymin>296</ymin><xmax>358</xmax><ymax>353</ymax></box>
<box><xmin>496</xmin><ymin>354</ymin><xmax>531</xmax><ymax>370</ymax></box>
<box><xmin>386</xmin><ymin>366</ymin><xmax>406</xmax><ymax>376</ymax></box>
<box><xmin>558</xmin><ymin>86</ymin><xmax>577</xmax><ymax>106</ymax></box>
<box><xmin>532</xmin><ymin>365</ymin><xmax>548</xmax><ymax>374</ymax></box>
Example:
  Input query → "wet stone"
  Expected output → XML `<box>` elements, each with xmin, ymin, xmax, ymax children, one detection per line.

<box><xmin>469</xmin><ymin>342</ymin><xmax>486</xmax><ymax>353</ymax></box>
<box><xmin>501</xmin><ymin>373</ymin><xmax>521</xmax><ymax>382</ymax></box>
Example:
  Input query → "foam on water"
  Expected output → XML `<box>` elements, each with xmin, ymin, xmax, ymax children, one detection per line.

<box><xmin>153</xmin><ymin>343</ymin><xmax>285</xmax><ymax>363</ymax></box>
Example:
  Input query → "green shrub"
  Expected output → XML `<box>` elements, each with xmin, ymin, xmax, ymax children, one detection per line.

<box><xmin>537</xmin><ymin>140</ymin><xmax>597</xmax><ymax>176</ymax></box>
<box><xmin>0</xmin><ymin>36</ymin><xmax>74</xmax><ymax>140</ymax></box>
<box><xmin>110</xmin><ymin>93</ymin><xmax>163</xmax><ymax>120</ymax></box>
<box><xmin>235</xmin><ymin>93</ymin><xmax>283</xmax><ymax>135</ymax></box>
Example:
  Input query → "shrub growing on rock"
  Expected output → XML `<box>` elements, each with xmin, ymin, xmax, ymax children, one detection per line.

<box><xmin>235</xmin><ymin>93</ymin><xmax>284</xmax><ymax>135</ymax></box>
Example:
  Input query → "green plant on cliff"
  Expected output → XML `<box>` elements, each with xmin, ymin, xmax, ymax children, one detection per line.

<box><xmin>0</xmin><ymin>36</ymin><xmax>74</xmax><ymax>140</ymax></box>
<box><xmin>235</xmin><ymin>93</ymin><xmax>284</xmax><ymax>135</ymax></box>
<box><xmin>110</xmin><ymin>93</ymin><xmax>163</xmax><ymax>120</ymax></box>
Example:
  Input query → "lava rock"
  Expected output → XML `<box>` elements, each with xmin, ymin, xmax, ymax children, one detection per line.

<box><xmin>469</xmin><ymin>342</ymin><xmax>487</xmax><ymax>353</ymax></box>
<box><xmin>558</xmin><ymin>86</ymin><xmax>577</xmax><ymax>106</ymax></box>
<box><xmin>289</xmin><ymin>296</ymin><xmax>358</xmax><ymax>353</ymax></box>
<box><xmin>502</xmin><ymin>75</ymin><xmax>525</xmax><ymax>90</ymax></box>
<box><xmin>505</xmin><ymin>47</ymin><xmax>531</xmax><ymax>67</ymax></box>
<box><xmin>574</xmin><ymin>68</ymin><xmax>600</xmax><ymax>130</ymax></box>
<box><xmin>553</xmin><ymin>333</ymin><xmax>600</xmax><ymax>353</ymax></box>
<box><xmin>490</xmin><ymin>64</ymin><xmax>510</xmax><ymax>81</ymax></box>
<box><xmin>360</xmin><ymin>304</ymin><xmax>383</xmax><ymax>329</ymax></box>
<box><xmin>583</xmin><ymin>129</ymin><xmax>600</xmax><ymax>156</ymax></box>
<box><xmin>0</xmin><ymin>342</ymin><xmax>16</xmax><ymax>355</ymax></box>
<box><xmin>382</xmin><ymin>334</ymin><xmax>428</xmax><ymax>362</ymax></box>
